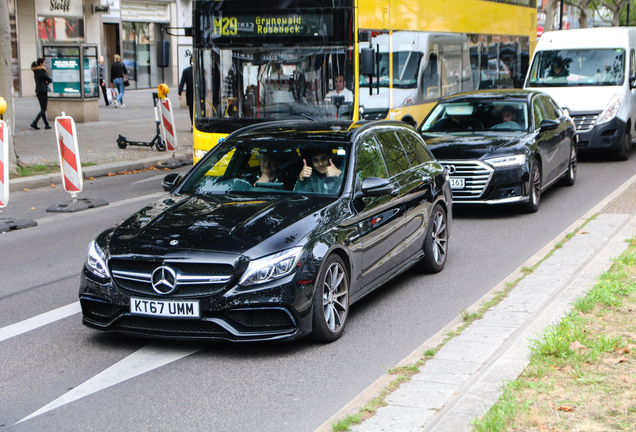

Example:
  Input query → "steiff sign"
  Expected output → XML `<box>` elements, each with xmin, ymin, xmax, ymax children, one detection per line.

<box><xmin>93</xmin><ymin>5</ymin><xmax>110</xmax><ymax>13</ymax></box>
<box><xmin>35</xmin><ymin>0</ymin><xmax>83</xmax><ymax>17</ymax></box>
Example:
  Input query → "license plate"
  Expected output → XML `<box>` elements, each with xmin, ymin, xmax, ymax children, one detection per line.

<box><xmin>450</xmin><ymin>178</ymin><xmax>465</xmax><ymax>189</ymax></box>
<box><xmin>130</xmin><ymin>298</ymin><xmax>200</xmax><ymax>318</ymax></box>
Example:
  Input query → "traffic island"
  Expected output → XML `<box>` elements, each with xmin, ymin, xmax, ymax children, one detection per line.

<box><xmin>46</xmin><ymin>198</ymin><xmax>108</xmax><ymax>213</ymax></box>
<box><xmin>0</xmin><ymin>218</ymin><xmax>38</xmax><ymax>232</ymax></box>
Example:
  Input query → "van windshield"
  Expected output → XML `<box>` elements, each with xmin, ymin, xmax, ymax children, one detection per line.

<box><xmin>526</xmin><ymin>49</ymin><xmax>625</xmax><ymax>87</ymax></box>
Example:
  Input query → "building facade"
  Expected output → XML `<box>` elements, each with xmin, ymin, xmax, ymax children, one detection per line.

<box><xmin>9</xmin><ymin>0</ymin><xmax>192</xmax><ymax>98</ymax></box>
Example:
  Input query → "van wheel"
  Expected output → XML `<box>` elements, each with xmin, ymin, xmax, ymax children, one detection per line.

<box><xmin>614</xmin><ymin>132</ymin><xmax>631</xmax><ymax>161</ymax></box>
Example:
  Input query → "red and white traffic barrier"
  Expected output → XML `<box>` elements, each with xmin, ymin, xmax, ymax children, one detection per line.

<box><xmin>0</xmin><ymin>119</ymin><xmax>8</xmax><ymax>209</ymax></box>
<box><xmin>54</xmin><ymin>113</ymin><xmax>83</xmax><ymax>197</ymax></box>
<box><xmin>159</xmin><ymin>98</ymin><xmax>177</xmax><ymax>152</ymax></box>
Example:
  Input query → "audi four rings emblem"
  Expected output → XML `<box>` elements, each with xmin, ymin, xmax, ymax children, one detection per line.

<box><xmin>444</xmin><ymin>165</ymin><xmax>457</xmax><ymax>174</ymax></box>
<box><xmin>151</xmin><ymin>266</ymin><xmax>178</xmax><ymax>294</ymax></box>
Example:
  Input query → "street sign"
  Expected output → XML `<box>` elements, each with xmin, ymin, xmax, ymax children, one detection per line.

<box><xmin>54</xmin><ymin>114</ymin><xmax>83</xmax><ymax>195</ymax></box>
<box><xmin>159</xmin><ymin>98</ymin><xmax>177</xmax><ymax>152</ymax></box>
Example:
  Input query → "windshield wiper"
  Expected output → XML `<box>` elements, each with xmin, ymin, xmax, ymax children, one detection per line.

<box><xmin>299</xmin><ymin>112</ymin><xmax>319</xmax><ymax>121</ymax></box>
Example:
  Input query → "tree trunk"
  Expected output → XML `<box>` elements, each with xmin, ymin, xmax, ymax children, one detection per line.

<box><xmin>0</xmin><ymin>0</ymin><xmax>17</xmax><ymax>173</ymax></box>
<box><xmin>545</xmin><ymin>0</ymin><xmax>560</xmax><ymax>31</ymax></box>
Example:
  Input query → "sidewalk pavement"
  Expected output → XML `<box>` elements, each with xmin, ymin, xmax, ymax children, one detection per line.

<box><xmin>8</xmin><ymin>87</ymin><xmax>193</xmax><ymax>191</ymax></box>
<box><xmin>315</xmin><ymin>177</ymin><xmax>636</xmax><ymax>432</ymax></box>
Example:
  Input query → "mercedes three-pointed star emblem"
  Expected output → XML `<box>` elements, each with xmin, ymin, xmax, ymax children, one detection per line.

<box><xmin>151</xmin><ymin>266</ymin><xmax>178</xmax><ymax>295</ymax></box>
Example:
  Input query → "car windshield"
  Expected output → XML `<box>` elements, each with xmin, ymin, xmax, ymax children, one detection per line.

<box><xmin>179</xmin><ymin>138</ymin><xmax>350</xmax><ymax>196</ymax></box>
<box><xmin>420</xmin><ymin>99</ymin><xmax>529</xmax><ymax>133</ymax></box>
<box><xmin>526</xmin><ymin>49</ymin><xmax>625</xmax><ymax>87</ymax></box>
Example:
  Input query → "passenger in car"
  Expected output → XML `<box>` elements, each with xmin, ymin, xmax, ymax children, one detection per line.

<box><xmin>294</xmin><ymin>148</ymin><xmax>343</xmax><ymax>193</ymax></box>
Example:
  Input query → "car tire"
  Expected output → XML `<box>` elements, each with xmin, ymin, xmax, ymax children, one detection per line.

<box><xmin>311</xmin><ymin>255</ymin><xmax>349</xmax><ymax>343</ymax></box>
<box><xmin>418</xmin><ymin>203</ymin><xmax>448</xmax><ymax>274</ymax></box>
<box><xmin>522</xmin><ymin>158</ymin><xmax>541</xmax><ymax>213</ymax></box>
<box><xmin>560</xmin><ymin>143</ymin><xmax>577</xmax><ymax>186</ymax></box>
<box><xmin>614</xmin><ymin>132</ymin><xmax>631</xmax><ymax>161</ymax></box>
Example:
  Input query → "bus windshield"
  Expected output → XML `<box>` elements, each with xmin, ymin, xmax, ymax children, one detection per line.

<box><xmin>195</xmin><ymin>45</ymin><xmax>354</xmax><ymax>129</ymax></box>
<box><xmin>526</xmin><ymin>49</ymin><xmax>625</xmax><ymax>87</ymax></box>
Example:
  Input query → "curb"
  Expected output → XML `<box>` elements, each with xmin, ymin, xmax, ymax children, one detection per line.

<box><xmin>314</xmin><ymin>170</ymin><xmax>636</xmax><ymax>432</ymax></box>
<box><xmin>8</xmin><ymin>152</ymin><xmax>192</xmax><ymax>191</ymax></box>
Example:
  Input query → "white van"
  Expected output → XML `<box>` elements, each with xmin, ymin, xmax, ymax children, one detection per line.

<box><xmin>524</xmin><ymin>28</ymin><xmax>636</xmax><ymax>160</ymax></box>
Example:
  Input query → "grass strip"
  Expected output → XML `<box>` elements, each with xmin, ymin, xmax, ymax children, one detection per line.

<box><xmin>331</xmin><ymin>215</ymin><xmax>597</xmax><ymax>431</ymax></box>
<box><xmin>472</xmin><ymin>236</ymin><xmax>636</xmax><ymax>431</ymax></box>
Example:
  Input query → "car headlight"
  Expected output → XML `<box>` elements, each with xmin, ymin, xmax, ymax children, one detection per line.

<box><xmin>86</xmin><ymin>241</ymin><xmax>110</xmax><ymax>279</ymax></box>
<box><xmin>239</xmin><ymin>247</ymin><xmax>303</xmax><ymax>286</ymax></box>
<box><xmin>596</xmin><ymin>94</ymin><xmax>621</xmax><ymax>126</ymax></box>
<box><xmin>400</xmin><ymin>96</ymin><xmax>414</xmax><ymax>107</ymax></box>
<box><xmin>484</xmin><ymin>154</ymin><xmax>526</xmax><ymax>168</ymax></box>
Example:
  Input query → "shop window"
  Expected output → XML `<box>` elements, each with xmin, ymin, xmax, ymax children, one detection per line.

<box><xmin>38</xmin><ymin>17</ymin><xmax>84</xmax><ymax>43</ymax></box>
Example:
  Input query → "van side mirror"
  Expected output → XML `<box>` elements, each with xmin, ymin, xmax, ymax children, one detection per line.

<box><xmin>630</xmin><ymin>75</ymin><xmax>636</xmax><ymax>88</ymax></box>
<box><xmin>162</xmin><ymin>173</ymin><xmax>182</xmax><ymax>191</ymax></box>
<box><xmin>539</xmin><ymin>119</ymin><xmax>559</xmax><ymax>132</ymax></box>
<box><xmin>360</xmin><ymin>48</ymin><xmax>375</xmax><ymax>76</ymax></box>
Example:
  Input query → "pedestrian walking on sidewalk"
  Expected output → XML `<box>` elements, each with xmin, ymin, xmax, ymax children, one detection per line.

<box><xmin>98</xmin><ymin>55</ymin><xmax>110</xmax><ymax>106</ymax></box>
<box><xmin>30</xmin><ymin>58</ymin><xmax>52</xmax><ymax>130</ymax></box>
<box><xmin>110</xmin><ymin>54</ymin><xmax>127</xmax><ymax>108</ymax></box>
<box><xmin>178</xmin><ymin>57</ymin><xmax>194</xmax><ymax>131</ymax></box>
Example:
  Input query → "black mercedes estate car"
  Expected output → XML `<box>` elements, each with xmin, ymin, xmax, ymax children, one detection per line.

<box><xmin>419</xmin><ymin>90</ymin><xmax>577</xmax><ymax>212</ymax></box>
<box><xmin>80</xmin><ymin>121</ymin><xmax>452</xmax><ymax>342</ymax></box>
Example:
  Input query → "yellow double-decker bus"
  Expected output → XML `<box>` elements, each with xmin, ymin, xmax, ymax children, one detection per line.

<box><xmin>192</xmin><ymin>0</ymin><xmax>536</xmax><ymax>163</ymax></box>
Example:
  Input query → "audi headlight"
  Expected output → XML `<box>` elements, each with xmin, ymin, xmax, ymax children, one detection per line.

<box><xmin>239</xmin><ymin>247</ymin><xmax>303</xmax><ymax>286</ymax></box>
<box><xmin>86</xmin><ymin>241</ymin><xmax>110</xmax><ymax>279</ymax></box>
<box><xmin>596</xmin><ymin>94</ymin><xmax>621</xmax><ymax>126</ymax></box>
<box><xmin>484</xmin><ymin>154</ymin><xmax>526</xmax><ymax>168</ymax></box>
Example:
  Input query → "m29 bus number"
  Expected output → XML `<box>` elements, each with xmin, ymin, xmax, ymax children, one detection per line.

<box><xmin>213</xmin><ymin>17</ymin><xmax>238</xmax><ymax>36</ymax></box>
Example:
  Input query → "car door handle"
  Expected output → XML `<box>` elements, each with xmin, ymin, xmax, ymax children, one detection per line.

<box><xmin>421</xmin><ymin>175</ymin><xmax>432</xmax><ymax>184</ymax></box>
<box><xmin>390</xmin><ymin>188</ymin><xmax>399</xmax><ymax>197</ymax></box>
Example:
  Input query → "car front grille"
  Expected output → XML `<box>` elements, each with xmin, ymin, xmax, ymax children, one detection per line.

<box><xmin>440</xmin><ymin>160</ymin><xmax>493</xmax><ymax>200</ymax></box>
<box><xmin>109</xmin><ymin>259</ymin><xmax>234</xmax><ymax>298</ymax></box>
<box><xmin>572</xmin><ymin>114</ymin><xmax>599</xmax><ymax>132</ymax></box>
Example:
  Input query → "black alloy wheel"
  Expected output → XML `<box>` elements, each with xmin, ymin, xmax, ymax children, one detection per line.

<box><xmin>560</xmin><ymin>144</ymin><xmax>577</xmax><ymax>186</ymax></box>
<box><xmin>311</xmin><ymin>255</ymin><xmax>349</xmax><ymax>342</ymax></box>
<box><xmin>614</xmin><ymin>132</ymin><xmax>631</xmax><ymax>161</ymax></box>
<box><xmin>522</xmin><ymin>158</ymin><xmax>541</xmax><ymax>213</ymax></box>
<box><xmin>418</xmin><ymin>203</ymin><xmax>448</xmax><ymax>273</ymax></box>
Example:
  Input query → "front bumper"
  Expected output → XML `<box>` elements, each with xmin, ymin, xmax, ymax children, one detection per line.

<box><xmin>439</xmin><ymin>159</ymin><xmax>530</xmax><ymax>205</ymax></box>
<box><xmin>79</xmin><ymin>266</ymin><xmax>315</xmax><ymax>342</ymax></box>
<box><xmin>572</xmin><ymin>113</ymin><xmax>627</xmax><ymax>153</ymax></box>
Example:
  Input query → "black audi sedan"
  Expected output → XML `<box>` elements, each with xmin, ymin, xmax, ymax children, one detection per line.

<box><xmin>419</xmin><ymin>90</ymin><xmax>577</xmax><ymax>212</ymax></box>
<box><xmin>80</xmin><ymin>121</ymin><xmax>452</xmax><ymax>343</ymax></box>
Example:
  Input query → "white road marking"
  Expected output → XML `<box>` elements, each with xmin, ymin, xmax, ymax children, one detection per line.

<box><xmin>18</xmin><ymin>342</ymin><xmax>205</xmax><ymax>424</ymax></box>
<box><xmin>0</xmin><ymin>302</ymin><xmax>81</xmax><ymax>343</ymax></box>
<box><xmin>131</xmin><ymin>174</ymin><xmax>168</xmax><ymax>185</ymax></box>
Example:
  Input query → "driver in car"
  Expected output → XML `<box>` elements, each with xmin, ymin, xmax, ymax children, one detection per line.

<box><xmin>492</xmin><ymin>105</ymin><xmax>519</xmax><ymax>129</ymax></box>
<box><xmin>254</xmin><ymin>152</ymin><xmax>283</xmax><ymax>185</ymax></box>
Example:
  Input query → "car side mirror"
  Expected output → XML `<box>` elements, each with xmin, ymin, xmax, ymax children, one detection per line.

<box><xmin>630</xmin><ymin>75</ymin><xmax>636</xmax><ymax>88</ymax></box>
<box><xmin>361</xmin><ymin>177</ymin><xmax>397</xmax><ymax>197</ymax></box>
<box><xmin>162</xmin><ymin>173</ymin><xmax>183</xmax><ymax>192</ymax></box>
<box><xmin>539</xmin><ymin>119</ymin><xmax>559</xmax><ymax>132</ymax></box>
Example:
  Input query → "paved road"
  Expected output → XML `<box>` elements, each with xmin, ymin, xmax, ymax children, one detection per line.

<box><xmin>0</xmin><ymin>155</ymin><xmax>635</xmax><ymax>431</ymax></box>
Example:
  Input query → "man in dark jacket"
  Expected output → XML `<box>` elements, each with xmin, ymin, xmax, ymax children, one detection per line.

<box><xmin>30</xmin><ymin>58</ymin><xmax>52</xmax><ymax>130</ymax></box>
<box><xmin>178</xmin><ymin>58</ymin><xmax>194</xmax><ymax>131</ymax></box>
